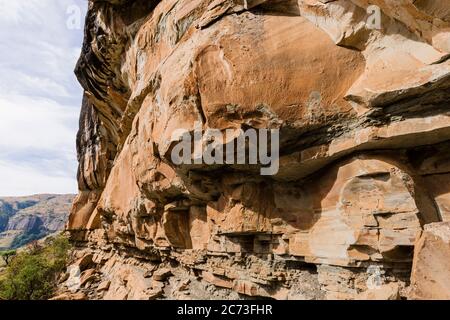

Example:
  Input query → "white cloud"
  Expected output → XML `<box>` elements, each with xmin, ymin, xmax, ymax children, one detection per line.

<box><xmin>0</xmin><ymin>95</ymin><xmax>78</xmax><ymax>151</ymax></box>
<box><xmin>0</xmin><ymin>160</ymin><xmax>77</xmax><ymax>196</ymax></box>
<box><xmin>0</xmin><ymin>1</ymin><xmax>45</xmax><ymax>25</ymax></box>
<box><xmin>0</xmin><ymin>69</ymin><xmax>72</xmax><ymax>98</ymax></box>
<box><xmin>0</xmin><ymin>0</ymin><xmax>87</xmax><ymax>196</ymax></box>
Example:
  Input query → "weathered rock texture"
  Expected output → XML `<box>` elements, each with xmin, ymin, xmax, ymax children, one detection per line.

<box><xmin>66</xmin><ymin>0</ymin><xmax>450</xmax><ymax>300</ymax></box>
<box><xmin>409</xmin><ymin>222</ymin><xmax>450</xmax><ymax>299</ymax></box>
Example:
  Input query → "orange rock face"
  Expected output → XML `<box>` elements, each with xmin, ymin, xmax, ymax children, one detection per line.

<box><xmin>409</xmin><ymin>222</ymin><xmax>450</xmax><ymax>300</ymax></box>
<box><xmin>66</xmin><ymin>0</ymin><xmax>450</xmax><ymax>300</ymax></box>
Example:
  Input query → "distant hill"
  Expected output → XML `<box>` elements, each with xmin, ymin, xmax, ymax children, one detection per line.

<box><xmin>0</xmin><ymin>194</ymin><xmax>75</xmax><ymax>250</ymax></box>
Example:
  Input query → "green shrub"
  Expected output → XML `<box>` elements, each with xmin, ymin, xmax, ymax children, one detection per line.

<box><xmin>0</xmin><ymin>235</ymin><xmax>71</xmax><ymax>300</ymax></box>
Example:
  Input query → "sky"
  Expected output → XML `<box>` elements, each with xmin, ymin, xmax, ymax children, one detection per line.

<box><xmin>0</xmin><ymin>0</ymin><xmax>88</xmax><ymax>196</ymax></box>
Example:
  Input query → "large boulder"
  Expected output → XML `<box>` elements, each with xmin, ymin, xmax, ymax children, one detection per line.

<box><xmin>409</xmin><ymin>222</ymin><xmax>450</xmax><ymax>300</ymax></box>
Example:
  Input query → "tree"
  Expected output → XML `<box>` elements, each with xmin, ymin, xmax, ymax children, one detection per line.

<box><xmin>0</xmin><ymin>250</ymin><xmax>16</xmax><ymax>266</ymax></box>
<box><xmin>0</xmin><ymin>235</ymin><xmax>71</xmax><ymax>300</ymax></box>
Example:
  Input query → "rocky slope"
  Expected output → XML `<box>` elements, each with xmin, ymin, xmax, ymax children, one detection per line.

<box><xmin>0</xmin><ymin>194</ymin><xmax>75</xmax><ymax>249</ymax></box>
<box><xmin>64</xmin><ymin>0</ymin><xmax>450</xmax><ymax>300</ymax></box>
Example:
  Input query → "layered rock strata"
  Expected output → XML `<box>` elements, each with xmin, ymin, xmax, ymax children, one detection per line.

<box><xmin>0</xmin><ymin>194</ymin><xmax>75</xmax><ymax>249</ymax></box>
<box><xmin>66</xmin><ymin>0</ymin><xmax>450</xmax><ymax>300</ymax></box>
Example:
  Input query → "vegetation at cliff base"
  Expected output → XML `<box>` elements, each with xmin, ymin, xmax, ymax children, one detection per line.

<box><xmin>0</xmin><ymin>235</ymin><xmax>71</xmax><ymax>300</ymax></box>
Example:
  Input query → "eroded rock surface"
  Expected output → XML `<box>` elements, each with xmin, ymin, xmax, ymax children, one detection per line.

<box><xmin>409</xmin><ymin>222</ymin><xmax>450</xmax><ymax>300</ymax></box>
<box><xmin>66</xmin><ymin>0</ymin><xmax>450</xmax><ymax>300</ymax></box>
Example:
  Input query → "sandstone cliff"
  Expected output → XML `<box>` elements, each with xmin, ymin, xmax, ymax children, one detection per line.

<box><xmin>0</xmin><ymin>194</ymin><xmax>75</xmax><ymax>250</ymax></box>
<box><xmin>65</xmin><ymin>0</ymin><xmax>450</xmax><ymax>300</ymax></box>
